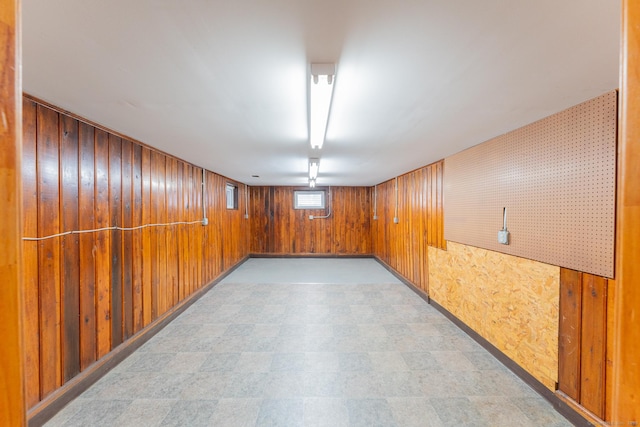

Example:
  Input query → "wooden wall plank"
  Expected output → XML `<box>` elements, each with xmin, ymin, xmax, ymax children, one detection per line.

<box><xmin>60</xmin><ymin>114</ymin><xmax>81</xmax><ymax>382</ymax></box>
<box><xmin>558</xmin><ymin>268</ymin><xmax>583</xmax><ymax>400</ymax></box>
<box><xmin>580</xmin><ymin>273</ymin><xmax>607</xmax><ymax>418</ymax></box>
<box><xmin>22</xmin><ymin>98</ymin><xmax>40</xmax><ymax>408</ymax></box>
<box><xmin>606</xmin><ymin>278</ymin><xmax>616</xmax><ymax>421</ymax></box>
<box><xmin>121</xmin><ymin>139</ymin><xmax>133</xmax><ymax>340</ymax></box>
<box><xmin>94</xmin><ymin>129</ymin><xmax>111</xmax><ymax>359</ymax></box>
<box><xmin>611</xmin><ymin>1</ymin><xmax>640</xmax><ymax>422</ymax></box>
<box><xmin>194</xmin><ymin>168</ymin><xmax>202</xmax><ymax>289</ymax></box>
<box><xmin>176</xmin><ymin>161</ymin><xmax>185</xmax><ymax>302</ymax></box>
<box><xmin>78</xmin><ymin>122</ymin><xmax>96</xmax><ymax>370</ymax></box>
<box><xmin>36</xmin><ymin>105</ymin><xmax>62</xmax><ymax>398</ymax></box>
<box><xmin>183</xmin><ymin>164</ymin><xmax>193</xmax><ymax>297</ymax></box>
<box><xmin>0</xmin><ymin>2</ymin><xmax>26</xmax><ymax>423</ymax></box>
<box><xmin>168</xmin><ymin>158</ymin><xmax>178</xmax><ymax>307</ymax></box>
<box><xmin>150</xmin><ymin>151</ymin><xmax>159</xmax><ymax>319</ymax></box>
<box><xmin>131</xmin><ymin>143</ymin><xmax>143</xmax><ymax>333</ymax></box>
<box><xmin>141</xmin><ymin>147</ymin><xmax>152</xmax><ymax>327</ymax></box>
<box><xmin>436</xmin><ymin>160</ymin><xmax>445</xmax><ymax>249</ymax></box>
<box><xmin>108</xmin><ymin>136</ymin><xmax>123</xmax><ymax>348</ymax></box>
<box><xmin>157</xmin><ymin>156</ymin><xmax>167</xmax><ymax>315</ymax></box>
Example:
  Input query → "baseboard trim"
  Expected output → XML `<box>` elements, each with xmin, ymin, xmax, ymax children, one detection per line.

<box><xmin>249</xmin><ymin>253</ymin><xmax>373</xmax><ymax>258</ymax></box>
<box><xmin>373</xmin><ymin>256</ymin><xmax>594</xmax><ymax>427</ymax></box>
<box><xmin>373</xmin><ymin>257</ymin><xmax>430</xmax><ymax>304</ymax></box>
<box><xmin>27</xmin><ymin>256</ymin><xmax>249</xmax><ymax>427</ymax></box>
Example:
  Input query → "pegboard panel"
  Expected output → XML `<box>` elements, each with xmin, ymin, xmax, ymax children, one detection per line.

<box><xmin>444</xmin><ymin>91</ymin><xmax>617</xmax><ymax>278</ymax></box>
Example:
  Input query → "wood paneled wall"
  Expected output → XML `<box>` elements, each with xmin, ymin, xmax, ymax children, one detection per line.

<box><xmin>558</xmin><ymin>268</ymin><xmax>611</xmax><ymax>419</ymax></box>
<box><xmin>249</xmin><ymin>186</ymin><xmax>371</xmax><ymax>255</ymax></box>
<box><xmin>21</xmin><ymin>97</ymin><xmax>249</xmax><ymax>412</ymax></box>
<box><xmin>1</xmin><ymin>0</ymin><xmax>26</xmax><ymax>424</ymax></box>
<box><xmin>611</xmin><ymin>0</ymin><xmax>640</xmax><ymax>423</ymax></box>
<box><xmin>372</xmin><ymin>161</ymin><xmax>445</xmax><ymax>292</ymax></box>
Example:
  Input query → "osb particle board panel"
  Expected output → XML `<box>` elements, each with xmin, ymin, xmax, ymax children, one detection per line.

<box><xmin>444</xmin><ymin>91</ymin><xmax>616</xmax><ymax>278</ymax></box>
<box><xmin>429</xmin><ymin>242</ymin><xmax>560</xmax><ymax>390</ymax></box>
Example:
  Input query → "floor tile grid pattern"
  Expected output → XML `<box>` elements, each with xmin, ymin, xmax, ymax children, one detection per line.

<box><xmin>44</xmin><ymin>259</ymin><xmax>572</xmax><ymax>427</ymax></box>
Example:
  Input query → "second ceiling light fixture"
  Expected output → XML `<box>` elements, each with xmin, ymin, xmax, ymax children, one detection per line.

<box><xmin>308</xmin><ymin>63</ymin><xmax>336</xmax><ymax>187</ymax></box>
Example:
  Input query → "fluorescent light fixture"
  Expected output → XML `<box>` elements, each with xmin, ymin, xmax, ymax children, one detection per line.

<box><xmin>310</xmin><ymin>63</ymin><xmax>335</xmax><ymax>149</ymax></box>
<box><xmin>309</xmin><ymin>158</ymin><xmax>319</xmax><ymax>180</ymax></box>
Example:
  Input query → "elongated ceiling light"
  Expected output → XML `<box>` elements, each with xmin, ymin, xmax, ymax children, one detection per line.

<box><xmin>309</xmin><ymin>158</ymin><xmax>319</xmax><ymax>180</ymax></box>
<box><xmin>310</xmin><ymin>63</ymin><xmax>335</xmax><ymax>149</ymax></box>
<box><xmin>309</xmin><ymin>158</ymin><xmax>319</xmax><ymax>188</ymax></box>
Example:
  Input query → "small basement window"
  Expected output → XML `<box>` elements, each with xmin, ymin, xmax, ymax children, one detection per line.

<box><xmin>294</xmin><ymin>190</ymin><xmax>325</xmax><ymax>209</ymax></box>
<box><xmin>226</xmin><ymin>183</ymin><xmax>238</xmax><ymax>209</ymax></box>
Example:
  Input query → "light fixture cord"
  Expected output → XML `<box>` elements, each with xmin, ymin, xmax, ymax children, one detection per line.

<box><xmin>202</xmin><ymin>168</ymin><xmax>207</xmax><ymax>220</ymax></box>
<box><xmin>394</xmin><ymin>177</ymin><xmax>399</xmax><ymax>218</ymax></box>
<box><xmin>374</xmin><ymin>185</ymin><xmax>378</xmax><ymax>217</ymax></box>
<box><xmin>245</xmin><ymin>184</ymin><xmax>249</xmax><ymax>218</ymax></box>
<box><xmin>313</xmin><ymin>186</ymin><xmax>332</xmax><ymax>219</ymax></box>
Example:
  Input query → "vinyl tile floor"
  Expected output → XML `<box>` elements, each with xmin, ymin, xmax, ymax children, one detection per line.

<box><xmin>45</xmin><ymin>258</ymin><xmax>573</xmax><ymax>427</ymax></box>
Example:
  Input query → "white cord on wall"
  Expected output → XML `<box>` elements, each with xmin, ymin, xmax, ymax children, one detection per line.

<box><xmin>373</xmin><ymin>185</ymin><xmax>378</xmax><ymax>220</ymax></box>
<box><xmin>244</xmin><ymin>184</ymin><xmax>249</xmax><ymax>219</ymax></box>
<box><xmin>26</xmin><ymin>166</ymin><xmax>212</xmax><ymax>240</ymax></box>
<box><xmin>310</xmin><ymin>186</ymin><xmax>332</xmax><ymax>220</ymax></box>
<box><xmin>22</xmin><ymin>220</ymin><xmax>204</xmax><ymax>241</ymax></box>
<box><xmin>201</xmin><ymin>168</ymin><xmax>208</xmax><ymax>225</ymax></box>
<box><xmin>394</xmin><ymin>177</ymin><xmax>399</xmax><ymax>224</ymax></box>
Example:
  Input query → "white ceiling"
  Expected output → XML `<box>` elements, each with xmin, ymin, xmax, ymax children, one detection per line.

<box><xmin>22</xmin><ymin>0</ymin><xmax>620</xmax><ymax>186</ymax></box>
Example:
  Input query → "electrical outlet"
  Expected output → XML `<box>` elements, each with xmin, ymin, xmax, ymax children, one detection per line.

<box><xmin>202</xmin><ymin>217</ymin><xmax>209</xmax><ymax>226</ymax></box>
<box><xmin>498</xmin><ymin>229</ymin><xmax>509</xmax><ymax>245</ymax></box>
<box><xmin>309</xmin><ymin>215</ymin><xmax>314</xmax><ymax>220</ymax></box>
<box><xmin>244</xmin><ymin>214</ymin><xmax>249</xmax><ymax>219</ymax></box>
<box><xmin>393</xmin><ymin>217</ymin><xmax>399</xmax><ymax>224</ymax></box>
<box><xmin>373</xmin><ymin>215</ymin><xmax>378</xmax><ymax>220</ymax></box>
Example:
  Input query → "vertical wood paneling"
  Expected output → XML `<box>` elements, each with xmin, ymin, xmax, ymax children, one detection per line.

<box><xmin>176</xmin><ymin>161</ymin><xmax>185</xmax><ymax>301</ymax></box>
<box><xmin>22</xmin><ymin>98</ymin><xmax>40</xmax><ymax>407</ymax></box>
<box><xmin>580</xmin><ymin>273</ymin><xmax>607</xmax><ymax>418</ymax></box>
<box><xmin>108</xmin><ymin>136</ymin><xmax>123</xmax><ymax>348</ymax></box>
<box><xmin>132</xmin><ymin>144</ymin><xmax>143</xmax><ymax>332</ymax></box>
<box><xmin>121</xmin><ymin>139</ymin><xmax>133</xmax><ymax>340</ymax></box>
<box><xmin>436</xmin><ymin>161</ymin><xmax>445</xmax><ymax>250</ymax></box>
<box><xmin>249</xmin><ymin>186</ymin><xmax>370</xmax><ymax>255</ymax></box>
<box><xmin>78</xmin><ymin>122</ymin><xmax>96</xmax><ymax>370</ymax></box>
<box><xmin>0</xmin><ymin>3</ymin><xmax>26</xmax><ymax>423</ymax></box>
<box><xmin>559</xmin><ymin>267</ymin><xmax>610</xmax><ymax>420</ymax></box>
<box><xmin>606</xmin><ymin>278</ymin><xmax>616</xmax><ymax>421</ymax></box>
<box><xmin>186</xmin><ymin>165</ymin><xmax>195</xmax><ymax>296</ymax></box>
<box><xmin>37</xmin><ymin>105</ymin><xmax>62</xmax><ymax>398</ymax></box>
<box><xmin>60</xmin><ymin>114</ymin><xmax>80</xmax><ymax>382</ymax></box>
<box><xmin>612</xmin><ymin>1</ymin><xmax>640</xmax><ymax>423</ymax></box>
<box><xmin>558</xmin><ymin>268</ymin><xmax>583</xmax><ymax>400</ymax></box>
<box><xmin>157</xmin><ymin>157</ymin><xmax>167</xmax><ymax>315</ymax></box>
<box><xmin>183</xmin><ymin>164</ymin><xmax>193</xmax><ymax>297</ymax></box>
<box><xmin>372</xmin><ymin>160</ymin><xmax>445</xmax><ymax>292</ymax></box>
<box><xmin>23</xmin><ymin>98</ymin><xmax>251</xmax><ymax>418</ymax></box>
<box><xmin>194</xmin><ymin>168</ymin><xmax>202</xmax><ymax>288</ymax></box>
<box><xmin>168</xmin><ymin>158</ymin><xmax>178</xmax><ymax>307</ymax></box>
<box><xmin>149</xmin><ymin>150</ymin><xmax>159</xmax><ymax>320</ymax></box>
<box><xmin>94</xmin><ymin>129</ymin><xmax>111</xmax><ymax>359</ymax></box>
<box><xmin>141</xmin><ymin>147</ymin><xmax>152</xmax><ymax>327</ymax></box>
